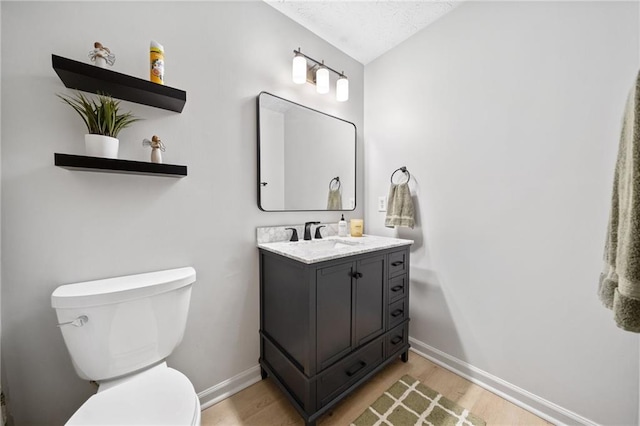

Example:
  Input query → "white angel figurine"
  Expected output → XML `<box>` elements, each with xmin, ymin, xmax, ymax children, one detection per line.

<box><xmin>143</xmin><ymin>135</ymin><xmax>166</xmax><ymax>164</ymax></box>
<box><xmin>88</xmin><ymin>42</ymin><xmax>115</xmax><ymax>68</ymax></box>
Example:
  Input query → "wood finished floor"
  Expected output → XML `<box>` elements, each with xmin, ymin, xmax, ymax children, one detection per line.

<box><xmin>201</xmin><ymin>351</ymin><xmax>553</xmax><ymax>426</ymax></box>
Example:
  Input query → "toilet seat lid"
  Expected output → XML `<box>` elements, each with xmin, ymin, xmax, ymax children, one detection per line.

<box><xmin>66</xmin><ymin>367</ymin><xmax>199</xmax><ymax>425</ymax></box>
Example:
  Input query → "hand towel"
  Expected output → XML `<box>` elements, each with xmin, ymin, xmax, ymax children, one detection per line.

<box><xmin>599</xmin><ymin>70</ymin><xmax>640</xmax><ymax>332</ymax></box>
<box><xmin>327</xmin><ymin>188</ymin><xmax>342</xmax><ymax>210</ymax></box>
<box><xmin>385</xmin><ymin>182</ymin><xmax>415</xmax><ymax>229</ymax></box>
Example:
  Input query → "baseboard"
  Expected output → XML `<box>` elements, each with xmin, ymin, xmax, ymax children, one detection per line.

<box><xmin>197</xmin><ymin>342</ymin><xmax>600</xmax><ymax>424</ymax></box>
<box><xmin>409</xmin><ymin>337</ymin><xmax>599</xmax><ymax>426</ymax></box>
<box><xmin>198</xmin><ymin>365</ymin><xmax>262</xmax><ymax>410</ymax></box>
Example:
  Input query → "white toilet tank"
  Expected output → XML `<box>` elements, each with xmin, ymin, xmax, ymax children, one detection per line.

<box><xmin>51</xmin><ymin>267</ymin><xmax>196</xmax><ymax>381</ymax></box>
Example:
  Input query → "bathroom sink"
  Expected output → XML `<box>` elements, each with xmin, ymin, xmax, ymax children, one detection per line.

<box><xmin>258</xmin><ymin>235</ymin><xmax>413</xmax><ymax>264</ymax></box>
<box><xmin>284</xmin><ymin>238</ymin><xmax>363</xmax><ymax>252</ymax></box>
<box><xmin>268</xmin><ymin>237</ymin><xmax>365</xmax><ymax>260</ymax></box>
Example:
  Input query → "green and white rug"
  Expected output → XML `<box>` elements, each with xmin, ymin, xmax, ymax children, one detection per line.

<box><xmin>350</xmin><ymin>375</ymin><xmax>486</xmax><ymax>426</ymax></box>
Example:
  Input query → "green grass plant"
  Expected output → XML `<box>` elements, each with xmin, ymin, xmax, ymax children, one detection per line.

<box><xmin>57</xmin><ymin>92</ymin><xmax>141</xmax><ymax>138</ymax></box>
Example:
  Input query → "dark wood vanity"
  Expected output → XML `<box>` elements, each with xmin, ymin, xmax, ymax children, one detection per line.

<box><xmin>258</xmin><ymin>243</ymin><xmax>411</xmax><ymax>426</ymax></box>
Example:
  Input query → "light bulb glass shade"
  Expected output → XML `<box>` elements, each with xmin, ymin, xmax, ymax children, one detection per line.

<box><xmin>292</xmin><ymin>54</ymin><xmax>307</xmax><ymax>84</ymax></box>
<box><xmin>316</xmin><ymin>67</ymin><xmax>330</xmax><ymax>94</ymax></box>
<box><xmin>336</xmin><ymin>76</ymin><xmax>349</xmax><ymax>102</ymax></box>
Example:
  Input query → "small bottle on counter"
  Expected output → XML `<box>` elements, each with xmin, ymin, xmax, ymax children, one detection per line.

<box><xmin>338</xmin><ymin>214</ymin><xmax>348</xmax><ymax>237</ymax></box>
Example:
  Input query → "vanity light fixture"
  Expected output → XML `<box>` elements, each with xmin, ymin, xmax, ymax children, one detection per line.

<box><xmin>292</xmin><ymin>48</ymin><xmax>349</xmax><ymax>102</ymax></box>
<box><xmin>315</xmin><ymin>65</ymin><xmax>330</xmax><ymax>94</ymax></box>
<box><xmin>336</xmin><ymin>74</ymin><xmax>349</xmax><ymax>102</ymax></box>
<box><xmin>292</xmin><ymin>51</ymin><xmax>307</xmax><ymax>84</ymax></box>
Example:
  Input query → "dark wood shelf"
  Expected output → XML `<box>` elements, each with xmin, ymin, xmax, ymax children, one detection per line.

<box><xmin>52</xmin><ymin>54</ymin><xmax>186</xmax><ymax>113</ymax></box>
<box><xmin>55</xmin><ymin>153</ymin><xmax>187</xmax><ymax>177</ymax></box>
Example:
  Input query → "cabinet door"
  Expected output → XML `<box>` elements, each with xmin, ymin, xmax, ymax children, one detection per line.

<box><xmin>354</xmin><ymin>255</ymin><xmax>386</xmax><ymax>347</ymax></box>
<box><xmin>317</xmin><ymin>261</ymin><xmax>354</xmax><ymax>370</ymax></box>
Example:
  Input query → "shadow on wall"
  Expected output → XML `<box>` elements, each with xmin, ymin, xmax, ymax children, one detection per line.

<box><xmin>394</xmin><ymin>192</ymin><xmax>469</xmax><ymax>379</ymax></box>
<box><xmin>409</xmin><ymin>265</ymin><xmax>476</xmax><ymax>400</ymax></box>
<box><xmin>409</xmin><ymin>266</ymin><xmax>467</xmax><ymax>356</ymax></box>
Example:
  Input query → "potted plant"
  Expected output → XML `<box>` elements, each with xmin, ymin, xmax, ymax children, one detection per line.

<box><xmin>57</xmin><ymin>92</ymin><xmax>141</xmax><ymax>159</ymax></box>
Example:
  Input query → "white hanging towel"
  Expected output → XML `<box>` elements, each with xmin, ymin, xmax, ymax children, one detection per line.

<box><xmin>385</xmin><ymin>182</ymin><xmax>415</xmax><ymax>229</ymax></box>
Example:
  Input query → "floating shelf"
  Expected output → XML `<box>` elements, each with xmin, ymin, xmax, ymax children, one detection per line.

<box><xmin>55</xmin><ymin>153</ymin><xmax>187</xmax><ymax>177</ymax></box>
<box><xmin>52</xmin><ymin>54</ymin><xmax>186</xmax><ymax>113</ymax></box>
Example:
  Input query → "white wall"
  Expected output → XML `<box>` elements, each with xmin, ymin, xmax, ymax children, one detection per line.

<box><xmin>365</xmin><ymin>1</ymin><xmax>639</xmax><ymax>424</ymax></box>
<box><xmin>0</xmin><ymin>2</ymin><xmax>363</xmax><ymax>424</ymax></box>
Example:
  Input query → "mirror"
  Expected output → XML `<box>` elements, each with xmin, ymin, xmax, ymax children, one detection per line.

<box><xmin>257</xmin><ymin>92</ymin><xmax>356</xmax><ymax>211</ymax></box>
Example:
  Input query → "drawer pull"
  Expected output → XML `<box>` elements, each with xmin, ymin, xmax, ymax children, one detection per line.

<box><xmin>391</xmin><ymin>285</ymin><xmax>403</xmax><ymax>292</ymax></box>
<box><xmin>346</xmin><ymin>360</ymin><xmax>367</xmax><ymax>377</ymax></box>
<box><xmin>391</xmin><ymin>261</ymin><xmax>404</xmax><ymax>267</ymax></box>
<box><xmin>391</xmin><ymin>309</ymin><xmax>404</xmax><ymax>318</ymax></box>
<box><xmin>390</xmin><ymin>336</ymin><xmax>402</xmax><ymax>345</ymax></box>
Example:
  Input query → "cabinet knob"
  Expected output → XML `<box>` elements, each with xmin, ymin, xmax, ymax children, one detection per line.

<box><xmin>350</xmin><ymin>271</ymin><xmax>363</xmax><ymax>279</ymax></box>
<box><xmin>391</xmin><ymin>309</ymin><xmax>404</xmax><ymax>318</ymax></box>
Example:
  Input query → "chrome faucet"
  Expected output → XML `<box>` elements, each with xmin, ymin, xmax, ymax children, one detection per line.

<box><xmin>303</xmin><ymin>221</ymin><xmax>320</xmax><ymax>240</ymax></box>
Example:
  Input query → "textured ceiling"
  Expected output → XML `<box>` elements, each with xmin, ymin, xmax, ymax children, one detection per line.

<box><xmin>264</xmin><ymin>1</ymin><xmax>460</xmax><ymax>64</ymax></box>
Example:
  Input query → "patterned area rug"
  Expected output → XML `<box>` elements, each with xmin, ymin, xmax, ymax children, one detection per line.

<box><xmin>350</xmin><ymin>375</ymin><xmax>486</xmax><ymax>426</ymax></box>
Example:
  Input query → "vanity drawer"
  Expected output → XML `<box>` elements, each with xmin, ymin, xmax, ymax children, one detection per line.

<box><xmin>317</xmin><ymin>339</ymin><xmax>384</xmax><ymax>408</ymax></box>
<box><xmin>389</xmin><ymin>250</ymin><xmax>408</xmax><ymax>277</ymax></box>
<box><xmin>389</xmin><ymin>275</ymin><xmax>406</xmax><ymax>303</ymax></box>
<box><xmin>388</xmin><ymin>298</ymin><xmax>407</xmax><ymax>329</ymax></box>
<box><xmin>386</xmin><ymin>322</ymin><xmax>408</xmax><ymax>357</ymax></box>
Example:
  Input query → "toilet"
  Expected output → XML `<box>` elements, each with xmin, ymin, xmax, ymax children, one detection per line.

<box><xmin>51</xmin><ymin>267</ymin><xmax>201</xmax><ymax>425</ymax></box>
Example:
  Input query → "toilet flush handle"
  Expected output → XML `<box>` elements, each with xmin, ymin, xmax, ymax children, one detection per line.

<box><xmin>57</xmin><ymin>315</ymin><xmax>88</xmax><ymax>328</ymax></box>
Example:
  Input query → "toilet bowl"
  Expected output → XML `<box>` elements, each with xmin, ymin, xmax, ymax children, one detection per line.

<box><xmin>52</xmin><ymin>267</ymin><xmax>200</xmax><ymax>425</ymax></box>
<box><xmin>66</xmin><ymin>363</ymin><xmax>200</xmax><ymax>425</ymax></box>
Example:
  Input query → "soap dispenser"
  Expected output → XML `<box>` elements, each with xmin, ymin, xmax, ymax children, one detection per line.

<box><xmin>338</xmin><ymin>214</ymin><xmax>348</xmax><ymax>237</ymax></box>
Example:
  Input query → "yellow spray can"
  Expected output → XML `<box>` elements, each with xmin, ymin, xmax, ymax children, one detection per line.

<box><xmin>150</xmin><ymin>41</ymin><xmax>164</xmax><ymax>85</ymax></box>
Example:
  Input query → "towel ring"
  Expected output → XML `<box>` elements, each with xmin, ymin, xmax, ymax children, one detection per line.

<box><xmin>390</xmin><ymin>167</ymin><xmax>410</xmax><ymax>184</ymax></box>
<box><xmin>329</xmin><ymin>176</ymin><xmax>341</xmax><ymax>191</ymax></box>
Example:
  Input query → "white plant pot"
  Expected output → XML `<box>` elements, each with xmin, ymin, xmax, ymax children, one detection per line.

<box><xmin>85</xmin><ymin>134</ymin><xmax>119</xmax><ymax>159</ymax></box>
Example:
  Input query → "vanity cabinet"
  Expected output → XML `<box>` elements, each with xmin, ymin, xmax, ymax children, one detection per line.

<box><xmin>317</xmin><ymin>254</ymin><xmax>385</xmax><ymax>370</ymax></box>
<box><xmin>259</xmin><ymin>245</ymin><xmax>410</xmax><ymax>426</ymax></box>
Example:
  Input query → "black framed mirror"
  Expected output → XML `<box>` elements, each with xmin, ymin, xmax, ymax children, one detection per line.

<box><xmin>257</xmin><ymin>92</ymin><xmax>356</xmax><ymax>211</ymax></box>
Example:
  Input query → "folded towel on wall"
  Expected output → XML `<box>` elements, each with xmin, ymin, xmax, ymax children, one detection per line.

<box><xmin>385</xmin><ymin>182</ymin><xmax>415</xmax><ymax>229</ymax></box>
<box><xmin>327</xmin><ymin>188</ymin><xmax>342</xmax><ymax>210</ymax></box>
<box><xmin>599</xmin><ymin>70</ymin><xmax>640</xmax><ymax>333</ymax></box>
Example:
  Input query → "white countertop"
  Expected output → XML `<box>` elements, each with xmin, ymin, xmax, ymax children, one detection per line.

<box><xmin>257</xmin><ymin>234</ymin><xmax>413</xmax><ymax>264</ymax></box>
